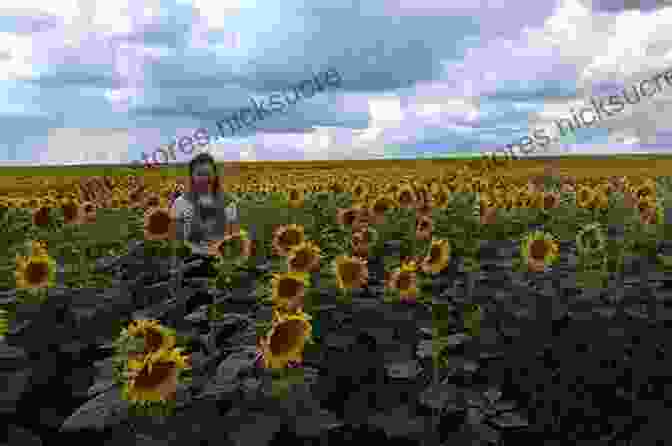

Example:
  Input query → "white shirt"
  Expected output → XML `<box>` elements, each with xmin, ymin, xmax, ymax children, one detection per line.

<box><xmin>171</xmin><ymin>195</ymin><xmax>239</xmax><ymax>255</ymax></box>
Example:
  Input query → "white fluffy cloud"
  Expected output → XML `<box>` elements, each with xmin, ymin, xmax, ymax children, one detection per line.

<box><xmin>191</xmin><ymin>0</ymin><xmax>241</xmax><ymax>31</ymax></box>
<box><xmin>523</xmin><ymin>0</ymin><xmax>672</xmax><ymax>154</ymax></box>
<box><xmin>39</xmin><ymin>128</ymin><xmax>131</xmax><ymax>165</ymax></box>
<box><xmin>0</xmin><ymin>32</ymin><xmax>35</xmax><ymax>80</ymax></box>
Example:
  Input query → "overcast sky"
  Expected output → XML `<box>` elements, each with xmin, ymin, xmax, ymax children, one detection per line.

<box><xmin>1</xmin><ymin>0</ymin><xmax>672</xmax><ymax>166</ymax></box>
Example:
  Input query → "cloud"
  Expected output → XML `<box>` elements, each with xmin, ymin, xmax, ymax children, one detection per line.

<box><xmin>39</xmin><ymin>128</ymin><xmax>131</xmax><ymax>165</ymax></box>
<box><xmin>4</xmin><ymin>0</ymin><xmax>672</xmax><ymax>165</ymax></box>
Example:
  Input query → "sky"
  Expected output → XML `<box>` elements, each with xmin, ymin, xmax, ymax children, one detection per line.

<box><xmin>1</xmin><ymin>0</ymin><xmax>672</xmax><ymax>166</ymax></box>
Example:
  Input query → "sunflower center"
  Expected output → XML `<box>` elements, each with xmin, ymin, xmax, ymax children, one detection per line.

<box><xmin>133</xmin><ymin>361</ymin><xmax>176</xmax><ymax>389</ymax></box>
<box><xmin>63</xmin><ymin>203</ymin><xmax>78</xmax><ymax>220</ymax></box>
<box><xmin>374</xmin><ymin>200</ymin><xmax>389</xmax><ymax>214</ymax></box>
<box><xmin>397</xmin><ymin>271</ymin><xmax>412</xmax><ymax>290</ymax></box>
<box><xmin>529</xmin><ymin>239</ymin><xmax>548</xmax><ymax>260</ymax></box>
<box><xmin>26</xmin><ymin>261</ymin><xmax>49</xmax><ymax>283</ymax></box>
<box><xmin>400</xmin><ymin>191</ymin><xmax>412</xmax><ymax>204</ymax></box>
<box><xmin>269</xmin><ymin>320</ymin><xmax>306</xmax><ymax>355</ymax></box>
<box><xmin>280</xmin><ymin>229</ymin><xmax>302</xmax><ymax>246</ymax></box>
<box><xmin>429</xmin><ymin>246</ymin><xmax>441</xmax><ymax>262</ymax></box>
<box><xmin>143</xmin><ymin>328</ymin><xmax>165</xmax><ymax>353</ymax></box>
<box><xmin>544</xmin><ymin>194</ymin><xmax>556</xmax><ymax>208</ymax></box>
<box><xmin>85</xmin><ymin>204</ymin><xmax>95</xmax><ymax>213</ymax></box>
<box><xmin>290</xmin><ymin>190</ymin><xmax>299</xmax><ymax>200</ymax></box>
<box><xmin>339</xmin><ymin>261</ymin><xmax>362</xmax><ymax>283</ymax></box>
<box><xmin>279</xmin><ymin>278</ymin><xmax>302</xmax><ymax>298</ymax></box>
<box><xmin>34</xmin><ymin>208</ymin><xmax>50</xmax><ymax>226</ymax></box>
<box><xmin>149</xmin><ymin>210</ymin><xmax>171</xmax><ymax>234</ymax></box>
<box><xmin>290</xmin><ymin>250</ymin><xmax>311</xmax><ymax>269</ymax></box>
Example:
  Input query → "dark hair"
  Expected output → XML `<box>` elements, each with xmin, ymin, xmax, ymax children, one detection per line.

<box><xmin>188</xmin><ymin>152</ymin><xmax>221</xmax><ymax>194</ymax></box>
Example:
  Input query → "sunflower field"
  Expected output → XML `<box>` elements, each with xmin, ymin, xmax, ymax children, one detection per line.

<box><xmin>2</xmin><ymin>157</ymin><xmax>672</xmax><ymax>443</ymax></box>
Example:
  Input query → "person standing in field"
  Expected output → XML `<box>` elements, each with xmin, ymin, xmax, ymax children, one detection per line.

<box><xmin>170</xmin><ymin>153</ymin><xmax>240</xmax><ymax>278</ymax></box>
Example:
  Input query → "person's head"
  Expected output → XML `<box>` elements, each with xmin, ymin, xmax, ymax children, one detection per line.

<box><xmin>188</xmin><ymin>153</ymin><xmax>221</xmax><ymax>194</ymax></box>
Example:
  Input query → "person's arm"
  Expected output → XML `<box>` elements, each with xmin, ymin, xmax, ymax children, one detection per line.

<box><xmin>170</xmin><ymin>197</ymin><xmax>193</xmax><ymax>247</ymax></box>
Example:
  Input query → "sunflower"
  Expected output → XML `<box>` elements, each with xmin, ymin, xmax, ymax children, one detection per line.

<box><xmin>607</xmin><ymin>176</ymin><xmax>626</xmax><ymax>193</ymax></box>
<box><xmin>521</xmin><ymin>231</ymin><xmax>559</xmax><ymax>272</ymax></box>
<box><xmin>80</xmin><ymin>176</ymin><xmax>113</xmax><ymax>205</ymax></box>
<box><xmin>413</xmin><ymin>183</ymin><xmax>431</xmax><ymax>204</ymax></box>
<box><xmin>430</xmin><ymin>184</ymin><xmax>451</xmax><ymax>209</ymax></box>
<box><xmin>172</xmin><ymin>182</ymin><xmax>186</xmax><ymax>196</ymax></box>
<box><xmin>428</xmin><ymin>180</ymin><xmax>442</xmax><ymax>196</ymax></box>
<box><xmin>271</xmin><ymin>271</ymin><xmax>309</xmax><ymax>313</ymax></box>
<box><xmin>542</xmin><ymin>191</ymin><xmax>561</xmax><ymax>210</ymax></box>
<box><xmin>397</xmin><ymin>184</ymin><xmax>417</xmax><ymax>209</ymax></box>
<box><xmin>492</xmin><ymin>188</ymin><xmax>508</xmax><ymax>208</ymax></box>
<box><xmin>258</xmin><ymin>311</ymin><xmax>312</xmax><ymax>370</ymax></box>
<box><xmin>143</xmin><ymin>192</ymin><xmax>162</xmax><ymax>209</ymax></box>
<box><xmin>336</xmin><ymin>206</ymin><xmax>364</xmax><ymax>228</ymax></box>
<box><xmin>634</xmin><ymin>179</ymin><xmax>656</xmax><ymax>201</ymax></box>
<box><xmin>334</xmin><ymin>255</ymin><xmax>368</xmax><ymax>290</ymax></box>
<box><xmin>129</xmin><ymin>187</ymin><xmax>147</xmax><ymax>209</ymax></box>
<box><xmin>31</xmin><ymin>206</ymin><xmax>53</xmax><ymax>228</ymax></box>
<box><xmin>385</xmin><ymin>182</ymin><xmax>400</xmax><ymax>197</ymax></box>
<box><xmin>287</xmin><ymin>241</ymin><xmax>321</xmax><ymax>273</ymax></box>
<box><xmin>479</xmin><ymin>200</ymin><xmax>497</xmax><ymax>225</ymax></box>
<box><xmin>475</xmin><ymin>177</ymin><xmax>491</xmax><ymax>193</ymax></box>
<box><xmin>25</xmin><ymin>239</ymin><xmax>49</xmax><ymax>256</ymax></box>
<box><xmin>592</xmin><ymin>187</ymin><xmax>610</xmax><ymax>209</ymax></box>
<box><xmin>453</xmin><ymin>180</ymin><xmax>474</xmax><ymax>194</ymax></box>
<box><xmin>143</xmin><ymin>207</ymin><xmax>175</xmax><ymax>241</ymax></box>
<box><xmin>15</xmin><ymin>252</ymin><xmax>56</xmax><ymax>290</ymax></box>
<box><xmin>638</xmin><ymin>198</ymin><xmax>662</xmax><ymax>225</ymax></box>
<box><xmin>415</xmin><ymin>196</ymin><xmax>434</xmax><ymax>218</ymax></box>
<box><xmin>421</xmin><ymin>239</ymin><xmax>451</xmax><ymax>275</ymax></box>
<box><xmin>272</xmin><ymin>224</ymin><xmax>305</xmax><ymax>257</ymax></box>
<box><xmin>415</xmin><ymin>215</ymin><xmax>434</xmax><ymax>241</ymax></box>
<box><xmin>60</xmin><ymin>198</ymin><xmax>83</xmax><ymax>225</ymax></box>
<box><xmin>125</xmin><ymin>319</ymin><xmax>177</xmax><ymax>362</ymax></box>
<box><xmin>350</xmin><ymin>181</ymin><xmax>370</xmax><ymax>202</ymax></box>
<box><xmin>369</xmin><ymin>194</ymin><xmax>397</xmax><ymax>225</ymax></box>
<box><xmin>351</xmin><ymin>207</ymin><xmax>371</xmax><ymax>233</ymax></box>
<box><xmin>400</xmin><ymin>258</ymin><xmax>419</xmax><ymax>273</ymax></box>
<box><xmin>527</xmin><ymin>175</ymin><xmax>545</xmax><ymax>194</ymax></box>
<box><xmin>329</xmin><ymin>181</ymin><xmax>345</xmax><ymax>194</ymax></box>
<box><xmin>623</xmin><ymin>190</ymin><xmax>639</xmax><ymax>209</ymax></box>
<box><xmin>103</xmin><ymin>175</ymin><xmax>118</xmax><ymax>190</ymax></box>
<box><xmin>351</xmin><ymin>226</ymin><xmax>378</xmax><ymax>259</ymax></box>
<box><xmin>209</xmin><ymin>228</ymin><xmax>250</xmax><ymax>259</ymax></box>
<box><xmin>576</xmin><ymin>185</ymin><xmax>596</xmax><ymax>209</ymax></box>
<box><xmin>285</xmin><ymin>187</ymin><xmax>305</xmax><ymax>209</ymax></box>
<box><xmin>80</xmin><ymin>201</ymin><xmax>98</xmax><ymax>224</ymax></box>
<box><xmin>123</xmin><ymin>347</ymin><xmax>190</xmax><ymax>404</ymax></box>
<box><xmin>386</xmin><ymin>266</ymin><xmax>418</xmax><ymax>303</ymax></box>
<box><xmin>637</xmin><ymin>196</ymin><xmax>654</xmax><ymax>214</ymax></box>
